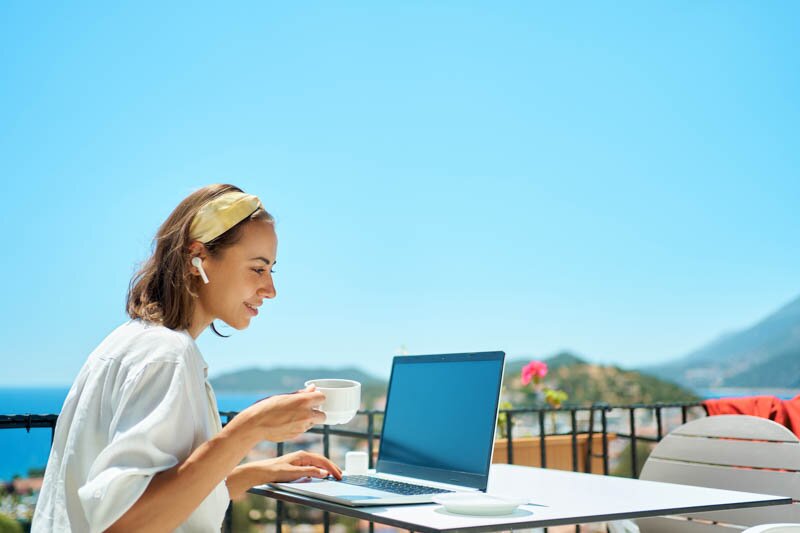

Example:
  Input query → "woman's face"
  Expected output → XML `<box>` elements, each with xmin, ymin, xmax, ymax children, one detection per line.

<box><xmin>195</xmin><ymin>219</ymin><xmax>278</xmax><ymax>332</ymax></box>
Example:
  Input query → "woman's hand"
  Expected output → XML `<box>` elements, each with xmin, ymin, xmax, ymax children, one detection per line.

<box><xmin>226</xmin><ymin>451</ymin><xmax>343</xmax><ymax>498</ymax></box>
<box><xmin>229</xmin><ymin>386</ymin><xmax>327</xmax><ymax>444</ymax></box>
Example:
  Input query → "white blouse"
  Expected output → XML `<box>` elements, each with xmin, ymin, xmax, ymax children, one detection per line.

<box><xmin>32</xmin><ymin>320</ymin><xmax>230</xmax><ymax>533</ymax></box>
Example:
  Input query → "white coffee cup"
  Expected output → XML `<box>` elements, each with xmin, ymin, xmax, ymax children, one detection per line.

<box><xmin>304</xmin><ymin>379</ymin><xmax>361</xmax><ymax>425</ymax></box>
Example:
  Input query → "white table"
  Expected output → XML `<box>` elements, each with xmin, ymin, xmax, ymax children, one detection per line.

<box><xmin>250</xmin><ymin>464</ymin><xmax>791</xmax><ymax>532</ymax></box>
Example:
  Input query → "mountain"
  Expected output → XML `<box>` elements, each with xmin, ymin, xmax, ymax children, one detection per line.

<box><xmin>210</xmin><ymin>351</ymin><xmax>697</xmax><ymax>409</ymax></box>
<box><xmin>505</xmin><ymin>352</ymin><xmax>588</xmax><ymax>376</ymax></box>
<box><xmin>209</xmin><ymin>365</ymin><xmax>389</xmax><ymax>409</ymax></box>
<box><xmin>505</xmin><ymin>352</ymin><xmax>699</xmax><ymax>404</ymax></box>
<box><xmin>646</xmin><ymin>294</ymin><xmax>800</xmax><ymax>388</ymax></box>
<box><xmin>548</xmin><ymin>363</ymin><xmax>700</xmax><ymax>404</ymax></box>
<box><xmin>210</xmin><ymin>366</ymin><xmax>384</xmax><ymax>392</ymax></box>
<box><xmin>723</xmin><ymin>347</ymin><xmax>800</xmax><ymax>388</ymax></box>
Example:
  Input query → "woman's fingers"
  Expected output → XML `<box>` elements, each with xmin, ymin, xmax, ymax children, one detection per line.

<box><xmin>246</xmin><ymin>452</ymin><xmax>343</xmax><ymax>483</ymax></box>
<box><xmin>311</xmin><ymin>409</ymin><xmax>326</xmax><ymax>425</ymax></box>
<box><xmin>276</xmin><ymin>389</ymin><xmax>323</xmax><ymax>407</ymax></box>
<box><xmin>286</xmin><ymin>390</ymin><xmax>326</xmax><ymax>411</ymax></box>
<box><xmin>298</xmin><ymin>466</ymin><xmax>331</xmax><ymax>479</ymax></box>
<box><xmin>290</xmin><ymin>451</ymin><xmax>342</xmax><ymax>479</ymax></box>
<box><xmin>239</xmin><ymin>389</ymin><xmax>329</xmax><ymax>442</ymax></box>
<box><xmin>312</xmin><ymin>455</ymin><xmax>342</xmax><ymax>479</ymax></box>
<box><xmin>288</xmin><ymin>391</ymin><xmax>327</xmax><ymax>429</ymax></box>
<box><xmin>301</xmin><ymin>390</ymin><xmax>326</xmax><ymax>409</ymax></box>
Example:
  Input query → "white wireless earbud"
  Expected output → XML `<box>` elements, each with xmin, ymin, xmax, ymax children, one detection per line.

<box><xmin>191</xmin><ymin>257</ymin><xmax>209</xmax><ymax>284</ymax></box>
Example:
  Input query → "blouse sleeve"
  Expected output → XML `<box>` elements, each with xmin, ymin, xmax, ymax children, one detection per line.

<box><xmin>77</xmin><ymin>359</ymin><xmax>199</xmax><ymax>532</ymax></box>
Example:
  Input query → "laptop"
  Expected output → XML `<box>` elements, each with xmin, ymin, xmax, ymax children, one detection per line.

<box><xmin>269</xmin><ymin>351</ymin><xmax>505</xmax><ymax>506</ymax></box>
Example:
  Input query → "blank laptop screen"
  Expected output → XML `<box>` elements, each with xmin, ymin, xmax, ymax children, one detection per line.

<box><xmin>376</xmin><ymin>352</ymin><xmax>505</xmax><ymax>490</ymax></box>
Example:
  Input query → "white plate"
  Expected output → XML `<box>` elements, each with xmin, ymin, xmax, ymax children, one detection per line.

<box><xmin>432</xmin><ymin>492</ymin><xmax>528</xmax><ymax>516</ymax></box>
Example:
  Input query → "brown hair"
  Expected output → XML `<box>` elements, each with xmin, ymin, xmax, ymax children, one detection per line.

<box><xmin>126</xmin><ymin>184</ymin><xmax>274</xmax><ymax>333</ymax></box>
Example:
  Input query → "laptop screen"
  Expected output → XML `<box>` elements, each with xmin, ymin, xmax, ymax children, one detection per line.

<box><xmin>376</xmin><ymin>351</ymin><xmax>505</xmax><ymax>490</ymax></box>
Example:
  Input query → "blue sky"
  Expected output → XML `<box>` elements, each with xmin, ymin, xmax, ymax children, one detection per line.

<box><xmin>1</xmin><ymin>2</ymin><xmax>798</xmax><ymax>386</ymax></box>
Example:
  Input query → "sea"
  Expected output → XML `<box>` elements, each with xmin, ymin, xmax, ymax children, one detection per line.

<box><xmin>0</xmin><ymin>387</ymin><xmax>274</xmax><ymax>482</ymax></box>
<box><xmin>1</xmin><ymin>386</ymin><xmax>798</xmax><ymax>482</ymax></box>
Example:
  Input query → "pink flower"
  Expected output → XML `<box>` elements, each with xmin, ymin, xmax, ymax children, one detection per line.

<box><xmin>521</xmin><ymin>360</ymin><xmax>548</xmax><ymax>385</ymax></box>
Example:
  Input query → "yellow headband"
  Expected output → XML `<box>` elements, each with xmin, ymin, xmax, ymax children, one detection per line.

<box><xmin>190</xmin><ymin>191</ymin><xmax>263</xmax><ymax>243</ymax></box>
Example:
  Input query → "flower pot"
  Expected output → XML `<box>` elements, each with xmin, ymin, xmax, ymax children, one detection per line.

<box><xmin>492</xmin><ymin>434</ymin><xmax>615</xmax><ymax>474</ymax></box>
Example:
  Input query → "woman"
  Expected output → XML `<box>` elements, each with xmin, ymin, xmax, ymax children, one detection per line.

<box><xmin>32</xmin><ymin>184</ymin><xmax>341</xmax><ymax>532</ymax></box>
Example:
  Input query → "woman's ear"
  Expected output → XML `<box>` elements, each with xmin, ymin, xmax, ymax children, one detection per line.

<box><xmin>188</xmin><ymin>241</ymin><xmax>207</xmax><ymax>258</ymax></box>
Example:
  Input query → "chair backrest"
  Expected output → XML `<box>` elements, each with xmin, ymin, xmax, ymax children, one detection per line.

<box><xmin>637</xmin><ymin>414</ymin><xmax>800</xmax><ymax>532</ymax></box>
<box><xmin>742</xmin><ymin>525</ymin><xmax>800</xmax><ymax>533</ymax></box>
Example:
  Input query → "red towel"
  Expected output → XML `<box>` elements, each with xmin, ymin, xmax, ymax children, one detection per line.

<box><xmin>703</xmin><ymin>394</ymin><xmax>800</xmax><ymax>438</ymax></box>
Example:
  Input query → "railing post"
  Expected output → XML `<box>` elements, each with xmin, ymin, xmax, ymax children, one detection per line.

<box><xmin>322</xmin><ymin>426</ymin><xmax>329</xmax><ymax>533</ymax></box>
<box><xmin>367</xmin><ymin>412</ymin><xmax>375</xmax><ymax>469</ymax></box>
<box><xmin>276</xmin><ymin>441</ymin><xmax>285</xmax><ymax>533</ymax></box>
<box><xmin>368</xmin><ymin>412</ymin><xmax>376</xmax><ymax>533</ymax></box>
<box><xmin>506</xmin><ymin>410</ymin><xmax>514</xmax><ymax>464</ymax></box>
<box><xmin>321</xmin><ymin>425</ymin><xmax>330</xmax><ymax>533</ymax></box>
<box><xmin>222</xmin><ymin>412</ymin><xmax>235</xmax><ymax>533</ymax></box>
<box><xmin>629</xmin><ymin>407</ymin><xmax>638</xmax><ymax>478</ymax></box>
<box><xmin>655</xmin><ymin>405</ymin><xmax>663</xmax><ymax>441</ymax></box>
<box><xmin>570</xmin><ymin>409</ymin><xmax>578</xmax><ymax>472</ymax></box>
<box><xmin>601</xmin><ymin>406</ymin><xmax>609</xmax><ymax>475</ymax></box>
<box><xmin>585</xmin><ymin>405</ymin><xmax>595</xmax><ymax>473</ymax></box>
<box><xmin>538</xmin><ymin>409</ymin><xmax>547</xmax><ymax>468</ymax></box>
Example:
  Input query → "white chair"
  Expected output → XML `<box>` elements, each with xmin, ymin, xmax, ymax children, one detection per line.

<box><xmin>742</xmin><ymin>525</ymin><xmax>800</xmax><ymax>533</ymax></box>
<box><xmin>607</xmin><ymin>520</ymin><xmax>640</xmax><ymax>533</ymax></box>
<box><xmin>634</xmin><ymin>414</ymin><xmax>800</xmax><ymax>532</ymax></box>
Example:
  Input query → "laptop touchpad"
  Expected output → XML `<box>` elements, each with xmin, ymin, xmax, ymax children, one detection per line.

<box><xmin>282</xmin><ymin>478</ymin><xmax>387</xmax><ymax>498</ymax></box>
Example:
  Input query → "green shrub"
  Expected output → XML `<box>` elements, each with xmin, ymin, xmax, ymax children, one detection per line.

<box><xmin>611</xmin><ymin>441</ymin><xmax>654</xmax><ymax>478</ymax></box>
<box><xmin>0</xmin><ymin>514</ymin><xmax>23</xmax><ymax>533</ymax></box>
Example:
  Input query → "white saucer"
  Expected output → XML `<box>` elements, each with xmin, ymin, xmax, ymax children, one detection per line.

<box><xmin>432</xmin><ymin>492</ymin><xmax>528</xmax><ymax>516</ymax></box>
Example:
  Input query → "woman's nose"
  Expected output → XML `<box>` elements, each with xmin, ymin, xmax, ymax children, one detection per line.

<box><xmin>258</xmin><ymin>278</ymin><xmax>276</xmax><ymax>299</ymax></box>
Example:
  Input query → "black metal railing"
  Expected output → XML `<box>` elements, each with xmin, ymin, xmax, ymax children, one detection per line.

<box><xmin>0</xmin><ymin>414</ymin><xmax>59</xmax><ymax>438</ymax></box>
<box><xmin>219</xmin><ymin>401</ymin><xmax>707</xmax><ymax>532</ymax></box>
<box><xmin>1</xmin><ymin>401</ymin><xmax>706</xmax><ymax>532</ymax></box>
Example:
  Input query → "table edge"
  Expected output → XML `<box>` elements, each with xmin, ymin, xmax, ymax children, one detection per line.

<box><xmin>249</xmin><ymin>486</ymin><xmax>792</xmax><ymax>533</ymax></box>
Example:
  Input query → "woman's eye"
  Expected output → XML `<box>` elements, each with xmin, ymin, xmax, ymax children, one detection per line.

<box><xmin>253</xmin><ymin>268</ymin><xmax>266</xmax><ymax>275</ymax></box>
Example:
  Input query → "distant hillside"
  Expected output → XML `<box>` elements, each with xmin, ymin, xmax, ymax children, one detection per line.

<box><xmin>210</xmin><ymin>366</ymin><xmax>388</xmax><ymax>409</ymax></box>
<box><xmin>646</xmin><ymin>294</ymin><xmax>800</xmax><ymax>388</ymax></box>
<box><xmin>210</xmin><ymin>366</ymin><xmax>384</xmax><ymax>392</ymax></box>
<box><xmin>505</xmin><ymin>352</ymin><xmax>699</xmax><ymax>404</ymax></box>
<box><xmin>211</xmin><ymin>351</ymin><xmax>699</xmax><ymax>412</ymax></box>
<box><xmin>506</xmin><ymin>352</ymin><xmax>587</xmax><ymax>376</ymax></box>
<box><xmin>724</xmin><ymin>347</ymin><xmax>800</xmax><ymax>388</ymax></box>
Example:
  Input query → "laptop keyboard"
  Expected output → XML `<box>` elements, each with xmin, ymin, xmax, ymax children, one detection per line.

<box><xmin>338</xmin><ymin>475</ymin><xmax>454</xmax><ymax>495</ymax></box>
